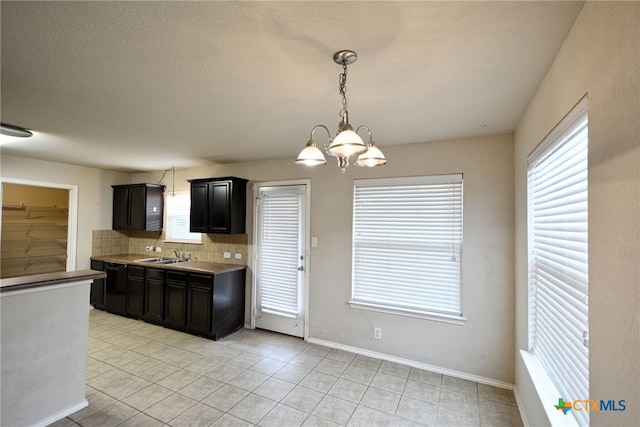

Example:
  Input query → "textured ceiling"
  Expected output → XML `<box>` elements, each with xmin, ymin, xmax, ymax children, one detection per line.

<box><xmin>1</xmin><ymin>1</ymin><xmax>583</xmax><ymax>173</ymax></box>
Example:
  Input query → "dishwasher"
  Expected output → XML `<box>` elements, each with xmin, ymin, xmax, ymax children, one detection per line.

<box><xmin>104</xmin><ymin>262</ymin><xmax>127</xmax><ymax>315</ymax></box>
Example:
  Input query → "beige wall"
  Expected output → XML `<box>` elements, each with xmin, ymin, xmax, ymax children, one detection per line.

<box><xmin>135</xmin><ymin>132</ymin><xmax>516</xmax><ymax>385</ymax></box>
<box><xmin>514</xmin><ymin>2</ymin><xmax>639</xmax><ymax>425</ymax></box>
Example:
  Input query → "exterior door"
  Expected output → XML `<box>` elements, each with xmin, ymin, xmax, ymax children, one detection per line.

<box><xmin>254</xmin><ymin>182</ymin><xmax>308</xmax><ymax>338</ymax></box>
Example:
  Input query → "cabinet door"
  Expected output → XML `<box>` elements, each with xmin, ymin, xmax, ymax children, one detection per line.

<box><xmin>187</xmin><ymin>285</ymin><xmax>212</xmax><ymax>335</ymax></box>
<box><xmin>145</xmin><ymin>186</ymin><xmax>164</xmax><ymax>231</ymax></box>
<box><xmin>187</xmin><ymin>274</ymin><xmax>213</xmax><ymax>335</ymax></box>
<box><xmin>208</xmin><ymin>181</ymin><xmax>231</xmax><ymax>233</ymax></box>
<box><xmin>128</xmin><ymin>185</ymin><xmax>146</xmax><ymax>230</ymax></box>
<box><xmin>127</xmin><ymin>275</ymin><xmax>145</xmax><ymax>317</ymax></box>
<box><xmin>112</xmin><ymin>187</ymin><xmax>129</xmax><ymax>230</ymax></box>
<box><xmin>144</xmin><ymin>267</ymin><xmax>165</xmax><ymax>323</ymax></box>
<box><xmin>190</xmin><ymin>182</ymin><xmax>208</xmax><ymax>233</ymax></box>
<box><xmin>166</xmin><ymin>274</ymin><xmax>187</xmax><ymax>328</ymax></box>
<box><xmin>145</xmin><ymin>278</ymin><xmax>165</xmax><ymax>323</ymax></box>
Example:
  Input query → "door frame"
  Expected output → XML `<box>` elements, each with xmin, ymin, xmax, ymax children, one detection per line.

<box><xmin>251</xmin><ymin>179</ymin><xmax>311</xmax><ymax>339</ymax></box>
<box><xmin>1</xmin><ymin>177</ymin><xmax>78</xmax><ymax>272</ymax></box>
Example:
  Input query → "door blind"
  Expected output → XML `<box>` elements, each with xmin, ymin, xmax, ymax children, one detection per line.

<box><xmin>258</xmin><ymin>187</ymin><xmax>301</xmax><ymax>318</ymax></box>
<box><xmin>352</xmin><ymin>174</ymin><xmax>463</xmax><ymax>317</ymax></box>
<box><xmin>528</xmin><ymin>97</ymin><xmax>589</xmax><ymax>426</ymax></box>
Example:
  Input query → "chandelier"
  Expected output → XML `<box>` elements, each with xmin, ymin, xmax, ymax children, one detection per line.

<box><xmin>296</xmin><ymin>50</ymin><xmax>386</xmax><ymax>172</ymax></box>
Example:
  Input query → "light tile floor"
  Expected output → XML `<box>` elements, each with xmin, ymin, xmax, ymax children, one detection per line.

<box><xmin>51</xmin><ymin>310</ymin><xmax>523</xmax><ymax>427</ymax></box>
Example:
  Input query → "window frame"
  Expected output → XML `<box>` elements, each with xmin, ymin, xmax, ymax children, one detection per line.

<box><xmin>526</xmin><ymin>95</ymin><xmax>589</xmax><ymax>427</ymax></box>
<box><xmin>163</xmin><ymin>191</ymin><xmax>202</xmax><ymax>244</ymax></box>
<box><xmin>348</xmin><ymin>174</ymin><xmax>465</xmax><ymax>325</ymax></box>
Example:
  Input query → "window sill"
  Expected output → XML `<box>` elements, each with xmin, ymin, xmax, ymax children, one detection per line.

<box><xmin>163</xmin><ymin>239</ymin><xmax>203</xmax><ymax>245</ymax></box>
<box><xmin>520</xmin><ymin>350</ymin><xmax>580</xmax><ymax>427</ymax></box>
<box><xmin>348</xmin><ymin>300</ymin><xmax>466</xmax><ymax>325</ymax></box>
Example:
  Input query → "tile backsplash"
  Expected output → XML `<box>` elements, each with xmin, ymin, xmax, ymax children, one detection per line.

<box><xmin>91</xmin><ymin>230</ymin><xmax>248</xmax><ymax>264</ymax></box>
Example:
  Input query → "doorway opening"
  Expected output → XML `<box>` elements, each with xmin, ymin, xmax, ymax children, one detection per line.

<box><xmin>252</xmin><ymin>180</ymin><xmax>310</xmax><ymax>338</ymax></box>
<box><xmin>1</xmin><ymin>179</ymin><xmax>78</xmax><ymax>278</ymax></box>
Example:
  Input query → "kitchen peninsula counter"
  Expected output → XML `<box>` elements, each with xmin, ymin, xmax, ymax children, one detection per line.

<box><xmin>90</xmin><ymin>253</ymin><xmax>246</xmax><ymax>274</ymax></box>
<box><xmin>0</xmin><ymin>269</ymin><xmax>106</xmax><ymax>293</ymax></box>
<box><xmin>1</xmin><ymin>270</ymin><xmax>104</xmax><ymax>426</ymax></box>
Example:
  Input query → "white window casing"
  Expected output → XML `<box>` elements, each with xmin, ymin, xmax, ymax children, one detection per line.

<box><xmin>350</xmin><ymin>174</ymin><xmax>464</xmax><ymax>324</ymax></box>
<box><xmin>527</xmin><ymin>95</ymin><xmax>589</xmax><ymax>426</ymax></box>
<box><xmin>164</xmin><ymin>192</ymin><xmax>202</xmax><ymax>244</ymax></box>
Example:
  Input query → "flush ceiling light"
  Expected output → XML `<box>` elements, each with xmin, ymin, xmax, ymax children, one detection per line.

<box><xmin>296</xmin><ymin>50</ymin><xmax>387</xmax><ymax>172</ymax></box>
<box><xmin>0</xmin><ymin>123</ymin><xmax>33</xmax><ymax>138</ymax></box>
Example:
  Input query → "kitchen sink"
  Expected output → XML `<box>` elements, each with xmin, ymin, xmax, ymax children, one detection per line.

<box><xmin>136</xmin><ymin>257</ymin><xmax>189</xmax><ymax>264</ymax></box>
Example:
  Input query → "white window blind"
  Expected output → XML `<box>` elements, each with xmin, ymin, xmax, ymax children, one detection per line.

<box><xmin>257</xmin><ymin>187</ymin><xmax>302</xmax><ymax>318</ymax></box>
<box><xmin>165</xmin><ymin>193</ymin><xmax>201</xmax><ymax>243</ymax></box>
<box><xmin>528</xmin><ymin>96</ymin><xmax>588</xmax><ymax>426</ymax></box>
<box><xmin>351</xmin><ymin>174</ymin><xmax>463</xmax><ymax>320</ymax></box>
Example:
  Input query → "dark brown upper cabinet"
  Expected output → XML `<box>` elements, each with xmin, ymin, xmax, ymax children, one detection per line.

<box><xmin>188</xmin><ymin>177</ymin><xmax>247</xmax><ymax>234</ymax></box>
<box><xmin>112</xmin><ymin>183</ymin><xmax>165</xmax><ymax>231</ymax></box>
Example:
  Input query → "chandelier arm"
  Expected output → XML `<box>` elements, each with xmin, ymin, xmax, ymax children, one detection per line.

<box><xmin>310</xmin><ymin>124</ymin><xmax>332</xmax><ymax>141</ymax></box>
<box><xmin>355</xmin><ymin>125</ymin><xmax>373</xmax><ymax>144</ymax></box>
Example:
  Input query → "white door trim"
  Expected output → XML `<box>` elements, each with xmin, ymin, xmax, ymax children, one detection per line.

<box><xmin>1</xmin><ymin>177</ymin><xmax>78</xmax><ymax>272</ymax></box>
<box><xmin>251</xmin><ymin>179</ymin><xmax>311</xmax><ymax>339</ymax></box>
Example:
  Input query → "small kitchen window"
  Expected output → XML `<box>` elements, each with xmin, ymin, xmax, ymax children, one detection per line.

<box><xmin>349</xmin><ymin>174</ymin><xmax>464</xmax><ymax>324</ymax></box>
<box><xmin>164</xmin><ymin>192</ymin><xmax>202</xmax><ymax>244</ymax></box>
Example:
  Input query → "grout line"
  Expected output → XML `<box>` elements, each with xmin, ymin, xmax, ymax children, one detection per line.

<box><xmin>74</xmin><ymin>311</ymin><xmax>523</xmax><ymax>427</ymax></box>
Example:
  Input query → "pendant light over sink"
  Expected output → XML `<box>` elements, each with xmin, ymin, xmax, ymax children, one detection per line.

<box><xmin>296</xmin><ymin>50</ymin><xmax>387</xmax><ymax>172</ymax></box>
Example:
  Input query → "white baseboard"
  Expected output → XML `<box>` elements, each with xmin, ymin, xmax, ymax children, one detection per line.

<box><xmin>306</xmin><ymin>336</ymin><xmax>514</xmax><ymax>391</ymax></box>
<box><xmin>34</xmin><ymin>399</ymin><xmax>88</xmax><ymax>427</ymax></box>
<box><xmin>513</xmin><ymin>386</ymin><xmax>530</xmax><ymax>427</ymax></box>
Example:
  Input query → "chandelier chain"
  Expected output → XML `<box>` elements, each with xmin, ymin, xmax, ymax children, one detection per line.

<box><xmin>338</xmin><ymin>61</ymin><xmax>348</xmax><ymax>119</ymax></box>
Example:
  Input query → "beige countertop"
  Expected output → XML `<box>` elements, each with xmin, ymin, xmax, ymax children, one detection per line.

<box><xmin>90</xmin><ymin>253</ymin><xmax>247</xmax><ymax>275</ymax></box>
<box><xmin>0</xmin><ymin>269</ymin><xmax>106</xmax><ymax>293</ymax></box>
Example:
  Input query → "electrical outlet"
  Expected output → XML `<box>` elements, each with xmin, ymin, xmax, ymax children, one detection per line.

<box><xmin>145</xmin><ymin>246</ymin><xmax>153</xmax><ymax>252</ymax></box>
<box><xmin>223</xmin><ymin>252</ymin><xmax>231</xmax><ymax>259</ymax></box>
<box><xmin>234</xmin><ymin>253</ymin><xmax>242</xmax><ymax>260</ymax></box>
<box><xmin>155</xmin><ymin>247</ymin><xmax>162</xmax><ymax>253</ymax></box>
<box><xmin>374</xmin><ymin>327</ymin><xmax>382</xmax><ymax>340</ymax></box>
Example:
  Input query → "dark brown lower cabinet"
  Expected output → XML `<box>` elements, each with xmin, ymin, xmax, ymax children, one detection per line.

<box><xmin>167</xmin><ymin>268</ymin><xmax>246</xmax><ymax>340</ymax></box>
<box><xmin>126</xmin><ymin>265</ymin><xmax>145</xmax><ymax>318</ymax></box>
<box><xmin>144</xmin><ymin>268</ymin><xmax>165</xmax><ymax>324</ymax></box>
<box><xmin>187</xmin><ymin>276</ymin><xmax>213</xmax><ymax>335</ymax></box>
<box><xmin>211</xmin><ymin>269</ymin><xmax>246</xmax><ymax>340</ymax></box>
<box><xmin>165</xmin><ymin>271</ymin><xmax>187</xmax><ymax>328</ymax></box>
<box><xmin>90</xmin><ymin>257</ymin><xmax>245</xmax><ymax>341</ymax></box>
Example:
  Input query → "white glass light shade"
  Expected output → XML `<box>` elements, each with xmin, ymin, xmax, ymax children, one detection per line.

<box><xmin>327</xmin><ymin>129</ymin><xmax>367</xmax><ymax>158</ymax></box>
<box><xmin>296</xmin><ymin>142</ymin><xmax>327</xmax><ymax>166</ymax></box>
<box><xmin>1</xmin><ymin>123</ymin><xmax>32</xmax><ymax>138</ymax></box>
<box><xmin>355</xmin><ymin>145</ymin><xmax>387</xmax><ymax>167</ymax></box>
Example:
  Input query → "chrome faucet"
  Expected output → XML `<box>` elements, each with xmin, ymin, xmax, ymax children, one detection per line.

<box><xmin>172</xmin><ymin>248</ymin><xmax>181</xmax><ymax>260</ymax></box>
